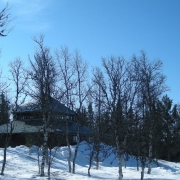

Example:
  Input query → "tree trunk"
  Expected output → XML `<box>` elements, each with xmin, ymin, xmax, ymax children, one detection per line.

<box><xmin>1</xmin><ymin>123</ymin><xmax>13</xmax><ymax>175</ymax></box>
<box><xmin>47</xmin><ymin>149</ymin><xmax>51</xmax><ymax>179</ymax></box>
<box><xmin>46</xmin><ymin>147</ymin><xmax>49</xmax><ymax>165</ymax></box>
<box><xmin>1</xmin><ymin>146</ymin><xmax>7</xmax><ymax>175</ymax></box>
<box><xmin>38</xmin><ymin>148</ymin><xmax>40</xmax><ymax>174</ymax></box>
<box><xmin>147</xmin><ymin>133</ymin><xmax>152</xmax><ymax>174</ymax></box>
<box><xmin>124</xmin><ymin>156</ymin><xmax>126</xmax><ymax>168</ymax></box>
<box><xmin>88</xmin><ymin>148</ymin><xmax>94</xmax><ymax>177</ymax></box>
<box><xmin>66</xmin><ymin>121</ymin><xmax>71</xmax><ymax>173</ymax></box>
<box><xmin>136</xmin><ymin>157</ymin><xmax>139</xmax><ymax>171</ymax></box>
<box><xmin>147</xmin><ymin>158</ymin><xmax>152</xmax><ymax>174</ymax></box>
<box><xmin>141</xmin><ymin>158</ymin><xmax>145</xmax><ymax>180</ymax></box>
<box><xmin>117</xmin><ymin>153</ymin><xmax>123</xmax><ymax>180</ymax></box>
<box><xmin>72</xmin><ymin>123</ymin><xmax>80</xmax><ymax>174</ymax></box>
<box><xmin>40</xmin><ymin>122</ymin><xmax>49</xmax><ymax>176</ymax></box>
<box><xmin>48</xmin><ymin>163</ymin><xmax>50</xmax><ymax>179</ymax></box>
<box><xmin>95</xmin><ymin>141</ymin><xmax>100</xmax><ymax>170</ymax></box>
<box><xmin>96</xmin><ymin>152</ymin><xmax>99</xmax><ymax>170</ymax></box>
<box><xmin>115</xmin><ymin>129</ymin><xmax>123</xmax><ymax>180</ymax></box>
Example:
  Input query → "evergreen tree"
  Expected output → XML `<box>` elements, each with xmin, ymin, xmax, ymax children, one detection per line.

<box><xmin>159</xmin><ymin>95</ymin><xmax>174</xmax><ymax>161</ymax></box>
<box><xmin>0</xmin><ymin>93</ymin><xmax>11</xmax><ymax>176</ymax></box>
<box><xmin>0</xmin><ymin>93</ymin><xmax>10</xmax><ymax>125</ymax></box>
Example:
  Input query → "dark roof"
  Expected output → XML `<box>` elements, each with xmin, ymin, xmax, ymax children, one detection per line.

<box><xmin>51</xmin><ymin>98</ymin><xmax>75</xmax><ymax>115</ymax></box>
<box><xmin>16</xmin><ymin>98</ymin><xmax>75</xmax><ymax>115</ymax></box>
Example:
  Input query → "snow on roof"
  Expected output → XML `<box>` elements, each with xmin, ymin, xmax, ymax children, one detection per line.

<box><xmin>0</xmin><ymin>120</ymin><xmax>91</xmax><ymax>135</ymax></box>
<box><xmin>0</xmin><ymin>121</ymin><xmax>42</xmax><ymax>133</ymax></box>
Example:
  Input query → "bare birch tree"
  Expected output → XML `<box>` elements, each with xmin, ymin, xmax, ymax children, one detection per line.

<box><xmin>132</xmin><ymin>51</ymin><xmax>168</xmax><ymax>178</ymax></box>
<box><xmin>72</xmin><ymin>50</ymin><xmax>89</xmax><ymax>173</ymax></box>
<box><xmin>92</xmin><ymin>55</ymin><xmax>141</xmax><ymax>180</ymax></box>
<box><xmin>0</xmin><ymin>4</ymin><xmax>15</xmax><ymax>170</ymax></box>
<box><xmin>56</xmin><ymin>46</ymin><xmax>75</xmax><ymax>173</ymax></box>
<box><xmin>0</xmin><ymin>58</ymin><xmax>28</xmax><ymax>176</ymax></box>
<box><xmin>93</xmin><ymin>57</ymin><xmax>127</xmax><ymax>180</ymax></box>
<box><xmin>9</xmin><ymin>58</ymin><xmax>28</xmax><ymax>115</ymax></box>
<box><xmin>28</xmin><ymin>35</ymin><xmax>57</xmax><ymax>176</ymax></box>
<box><xmin>92</xmin><ymin>67</ymin><xmax>107</xmax><ymax>170</ymax></box>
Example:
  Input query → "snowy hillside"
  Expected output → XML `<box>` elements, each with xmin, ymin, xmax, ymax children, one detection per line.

<box><xmin>0</xmin><ymin>141</ymin><xmax>180</xmax><ymax>180</ymax></box>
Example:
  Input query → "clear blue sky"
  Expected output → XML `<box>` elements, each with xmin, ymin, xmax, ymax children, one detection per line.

<box><xmin>0</xmin><ymin>0</ymin><xmax>180</xmax><ymax>104</ymax></box>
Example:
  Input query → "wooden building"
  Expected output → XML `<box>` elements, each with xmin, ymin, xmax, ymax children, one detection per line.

<box><xmin>0</xmin><ymin>98</ymin><xmax>91</xmax><ymax>147</ymax></box>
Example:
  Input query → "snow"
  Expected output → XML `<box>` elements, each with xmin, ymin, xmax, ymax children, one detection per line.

<box><xmin>0</xmin><ymin>141</ymin><xmax>180</xmax><ymax>180</ymax></box>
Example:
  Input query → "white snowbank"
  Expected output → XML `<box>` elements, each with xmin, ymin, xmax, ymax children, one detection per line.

<box><xmin>0</xmin><ymin>141</ymin><xmax>179</xmax><ymax>179</ymax></box>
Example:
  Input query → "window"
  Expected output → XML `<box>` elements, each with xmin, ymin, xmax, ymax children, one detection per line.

<box><xmin>73</xmin><ymin>135</ymin><xmax>77</xmax><ymax>142</ymax></box>
<box><xmin>89</xmin><ymin>136</ymin><xmax>93</xmax><ymax>143</ymax></box>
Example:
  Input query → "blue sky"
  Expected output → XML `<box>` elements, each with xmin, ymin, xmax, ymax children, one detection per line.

<box><xmin>0</xmin><ymin>0</ymin><xmax>180</xmax><ymax>103</ymax></box>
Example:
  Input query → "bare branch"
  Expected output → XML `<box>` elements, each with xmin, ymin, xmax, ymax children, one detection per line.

<box><xmin>0</xmin><ymin>3</ymin><xmax>14</xmax><ymax>37</ymax></box>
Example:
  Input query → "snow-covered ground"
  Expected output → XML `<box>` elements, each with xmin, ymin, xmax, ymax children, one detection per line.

<box><xmin>0</xmin><ymin>141</ymin><xmax>180</xmax><ymax>180</ymax></box>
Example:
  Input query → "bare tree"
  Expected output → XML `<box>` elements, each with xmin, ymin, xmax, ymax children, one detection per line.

<box><xmin>93</xmin><ymin>57</ymin><xmax>127</xmax><ymax>180</ymax></box>
<box><xmin>72</xmin><ymin>50</ymin><xmax>89</xmax><ymax>173</ymax></box>
<box><xmin>0</xmin><ymin>69</ymin><xmax>8</xmax><ymax>95</ymax></box>
<box><xmin>47</xmin><ymin>146</ymin><xmax>59</xmax><ymax>179</ymax></box>
<box><xmin>0</xmin><ymin>8</ymin><xmax>15</xmax><ymax>170</ymax></box>
<box><xmin>28</xmin><ymin>35</ymin><xmax>57</xmax><ymax>176</ymax></box>
<box><xmin>86</xmin><ymin>101</ymin><xmax>94</xmax><ymax>177</ymax></box>
<box><xmin>0</xmin><ymin>58</ymin><xmax>28</xmax><ymax>176</ymax></box>
<box><xmin>131</xmin><ymin>51</ymin><xmax>168</xmax><ymax>178</ymax></box>
<box><xmin>86</xmin><ymin>82</ymin><xmax>107</xmax><ymax>176</ymax></box>
<box><xmin>9</xmin><ymin>58</ymin><xmax>28</xmax><ymax>114</ymax></box>
<box><xmin>92</xmin><ymin>55</ymin><xmax>141</xmax><ymax>180</ymax></box>
<box><xmin>91</xmin><ymin>67</ymin><xmax>107</xmax><ymax>170</ymax></box>
<box><xmin>56</xmin><ymin>46</ymin><xmax>75</xmax><ymax>173</ymax></box>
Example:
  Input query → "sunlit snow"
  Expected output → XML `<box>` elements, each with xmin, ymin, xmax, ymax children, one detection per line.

<box><xmin>0</xmin><ymin>141</ymin><xmax>180</xmax><ymax>180</ymax></box>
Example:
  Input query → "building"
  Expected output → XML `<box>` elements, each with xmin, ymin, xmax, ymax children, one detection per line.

<box><xmin>0</xmin><ymin>98</ymin><xmax>91</xmax><ymax>147</ymax></box>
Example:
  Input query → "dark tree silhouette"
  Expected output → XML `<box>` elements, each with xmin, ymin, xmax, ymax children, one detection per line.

<box><xmin>0</xmin><ymin>3</ymin><xmax>12</xmax><ymax>37</ymax></box>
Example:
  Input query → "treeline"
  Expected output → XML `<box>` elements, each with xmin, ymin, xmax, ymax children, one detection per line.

<box><xmin>0</xmin><ymin>35</ymin><xmax>180</xmax><ymax>180</ymax></box>
<box><xmin>83</xmin><ymin>52</ymin><xmax>180</xmax><ymax>180</ymax></box>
